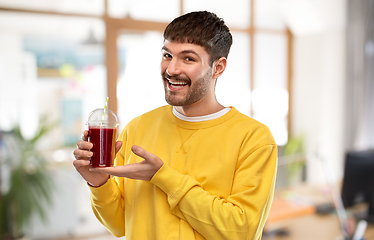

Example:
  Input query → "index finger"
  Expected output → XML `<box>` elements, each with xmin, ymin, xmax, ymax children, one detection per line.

<box><xmin>90</xmin><ymin>166</ymin><xmax>122</xmax><ymax>176</ymax></box>
<box><xmin>90</xmin><ymin>165</ymin><xmax>136</xmax><ymax>176</ymax></box>
<box><xmin>76</xmin><ymin>140</ymin><xmax>93</xmax><ymax>150</ymax></box>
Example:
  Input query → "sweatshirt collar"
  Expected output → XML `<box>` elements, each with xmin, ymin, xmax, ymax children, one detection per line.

<box><xmin>167</xmin><ymin>105</ymin><xmax>238</xmax><ymax>129</ymax></box>
<box><xmin>172</xmin><ymin>106</ymin><xmax>231</xmax><ymax>122</ymax></box>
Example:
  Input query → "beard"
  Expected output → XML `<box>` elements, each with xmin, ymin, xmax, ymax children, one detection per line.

<box><xmin>162</xmin><ymin>71</ymin><xmax>212</xmax><ymax>106</ymax></box>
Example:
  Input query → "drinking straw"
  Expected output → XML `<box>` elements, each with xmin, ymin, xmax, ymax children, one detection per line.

<box><xmin>101</xmin><ymin>97</ymin><xmax>109</xmax><ymax>125</ymax></box>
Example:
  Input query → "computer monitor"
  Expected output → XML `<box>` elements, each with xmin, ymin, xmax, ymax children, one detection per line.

<box><xmin>341</xmin><ymin>149</ymin><xmax>374</xmax><ymax>222</ymax></box>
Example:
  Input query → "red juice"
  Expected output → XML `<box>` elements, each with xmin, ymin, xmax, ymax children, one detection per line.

<box><xmin>88</xmin><ymin>126</ymin><xmax>117</xmax><ymax>167</ymax></box>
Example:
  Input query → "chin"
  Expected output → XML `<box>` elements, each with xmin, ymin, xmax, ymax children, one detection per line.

<box><xmin>165</xmin><ymin>94</ymin><xmax>187</xmax><ymax>106</ymax></box>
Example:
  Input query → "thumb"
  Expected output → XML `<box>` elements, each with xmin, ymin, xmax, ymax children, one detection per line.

<box><xmin>132</xmin><ymin>145</ymin><xmax>164</xmax><ymax>170</ymax></box>
<box><xmin>115</xmin><ymin>141</ymin><xmax>123</xmax><ymax>154</ymax></box>
<box><xmin>131</xmin><ymin>145</ymin><xmax>152</xmax><ymax>160</ymax></box>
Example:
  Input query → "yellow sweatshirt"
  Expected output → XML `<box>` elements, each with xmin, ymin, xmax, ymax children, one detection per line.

<box><xmin>89</xmin><ymin>105</ymin><xmax>277</xmax><ymax>240</ymax></box>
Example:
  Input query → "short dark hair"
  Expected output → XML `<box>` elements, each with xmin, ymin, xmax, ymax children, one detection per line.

<box><xmin>163</xmin><ymin>11</ymin><xmax>233</xmax><ymax>66</ymax></box>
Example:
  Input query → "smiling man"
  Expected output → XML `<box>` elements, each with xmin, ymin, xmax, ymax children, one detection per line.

<box><xmin>161</xmin><ymin>40</ymin><xmax>225</xmax><ymax>116</ymax></box>
<box><xmin>73</xmin><ymin>11</ymin><xmax>277</xmax><ymax>240</ymax></box>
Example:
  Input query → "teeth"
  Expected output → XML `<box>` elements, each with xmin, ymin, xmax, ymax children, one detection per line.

<box><xmin>168</xmin><ymin>79</ymin><xmax>187</xmax><ymax>86</ymax></box>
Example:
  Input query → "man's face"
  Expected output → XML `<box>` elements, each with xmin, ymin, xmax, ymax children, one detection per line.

<box><xmin>160</xmin><ymin>40</ymin><xmax>214</xmax><ymax>107</ymax></box>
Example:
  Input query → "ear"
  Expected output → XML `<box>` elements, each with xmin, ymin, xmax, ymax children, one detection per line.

<box><xmin>212</xmin><ymin>57</ymin><xmax>227</xmax><ymax>79</ymax></box>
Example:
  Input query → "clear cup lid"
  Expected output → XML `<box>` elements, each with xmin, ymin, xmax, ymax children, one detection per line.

<box><xmin>86</xmin><ymin>108</ymin><xmax>119</xmax><ymax>127</ymax></box>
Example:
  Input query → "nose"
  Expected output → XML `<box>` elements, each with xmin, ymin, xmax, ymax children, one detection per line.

<box><xmin>165</xmin><ymin>58</ymin><xmax>182</xmax><ymax>76</ymax></box>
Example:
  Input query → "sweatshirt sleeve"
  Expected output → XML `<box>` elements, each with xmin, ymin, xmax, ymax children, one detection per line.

<box><xmin>89</xmin><ymin>177</ymin><xmax>125</xmax><ymax>237</ymax></box>
<box><xmin>89</xmin><ymin>130</ymin><xmax>127</xmax><ymax>238</ymax></box>
<box><xmin>150</xmin><ymin>144</ymin><xmax>277</xmax><ymax>240</ymax></box>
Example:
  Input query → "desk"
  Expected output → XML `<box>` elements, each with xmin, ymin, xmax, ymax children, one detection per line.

<box><xmin>264</xmin><ymin>213</ymin><xmax>374</xmax><ymax>240</ymax></box>
<box><xmin>263</xmin><ymin>184</ymin><xmax>374</xmax><ymax>240</ymax></box>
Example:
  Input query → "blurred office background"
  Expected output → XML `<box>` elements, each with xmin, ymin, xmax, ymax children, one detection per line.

<box><xmin>0</xmin><ymin>0</ymin><xmax>373</xmax><ymax>239</ymax></box>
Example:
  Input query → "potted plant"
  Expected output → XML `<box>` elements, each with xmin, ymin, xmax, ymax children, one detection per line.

<box><xmin>0</xmin><ymin>116</ymin><xmax>56</xmax><ymax>239</ymax></box>
<box><xmin>283</xmin><ymin>134</ymin><xmax>306</xmax><ymax>184</ymax></box>
<box><xmin>277</xmin><ymin>134</ymin><xmax>306</xmax><ymax>188</ymax></box>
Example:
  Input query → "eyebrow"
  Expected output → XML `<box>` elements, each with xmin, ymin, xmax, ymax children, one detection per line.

<box><xmin>161</xmin><ymin>46</ymin><xmax>201</xmax><ymax>59</ymax></box>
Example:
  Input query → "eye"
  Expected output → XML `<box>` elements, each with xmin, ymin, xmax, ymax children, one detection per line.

<box><xmin>185</xmin><ymin>57</ymin><xmax>195</xmax><ymax>62</ymax></box>
<box><xmin>162</xmin><ymin>53</ymin><xmax>172</xmax><ymax>59</ymax></box>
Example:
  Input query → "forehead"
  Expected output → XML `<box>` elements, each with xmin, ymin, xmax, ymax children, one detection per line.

<box><xmin>162</xmin><ymin>40</ymin><xmax>209</xmax><ymax>57</ymax></box>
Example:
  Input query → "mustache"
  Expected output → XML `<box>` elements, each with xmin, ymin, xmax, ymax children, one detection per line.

<box><xmin>162</xmin><ymin>72</ymin><xmax>191</xmax><ymax>84</ymax></box>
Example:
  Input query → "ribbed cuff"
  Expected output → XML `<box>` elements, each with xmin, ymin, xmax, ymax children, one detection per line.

<box><xmin>150</xmin><ymin>164</ymin><xmax>184</xmax><ymax>197</ymax></box>
<box><xmin>88</xmin><ymin>178</ymin><xmax>119</xmax><ymax>203</ymax></box>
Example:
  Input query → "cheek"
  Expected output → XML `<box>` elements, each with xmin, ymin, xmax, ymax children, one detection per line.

<box><xmin>160</xmin><ymin>61</ymin><xmax>167</xmax><ymax>73</ymax></box>
<box><xmin>160</xmin><ymin>62</ymin><xmax>164</xmax><ymax>73</ymax></box>
<box><xmin>190</xmin><ymin>69</ymin><xmax>208</xmax><ymax>81</ymax></box>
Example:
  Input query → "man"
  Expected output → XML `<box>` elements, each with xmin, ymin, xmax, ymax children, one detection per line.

<box><xmin>73</xmin><ymin>11</ymin><xmax>277</xmax><ymax>240</ymax></box>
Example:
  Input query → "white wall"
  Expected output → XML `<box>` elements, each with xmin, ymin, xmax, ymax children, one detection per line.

<box><xmin>288</xmin><ymin>0</ymin><xmax>347</xmax><ymax>183</ymax></box>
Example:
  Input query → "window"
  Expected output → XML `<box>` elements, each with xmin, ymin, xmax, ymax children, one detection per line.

<box><xmin>0</xmin><ymin>11</ymin><xmax>106</xmax><ymax>147</ymax></box>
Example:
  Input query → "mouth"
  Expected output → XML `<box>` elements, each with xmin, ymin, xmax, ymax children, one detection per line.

<box><xmin>167</xmin><ymin>78</ymin><xmax>188</xmax><ymax>88</ymax></box>
<box><xmin>163</xmin><ymin>74</ymin><xmax>190</xmax><ymax>91</ymax></box>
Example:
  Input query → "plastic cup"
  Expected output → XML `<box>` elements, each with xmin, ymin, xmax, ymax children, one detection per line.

<box><xmin>86</xmin><ymin>108</ymin><xmax>119</xmax><ymax>167</ymax></box>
